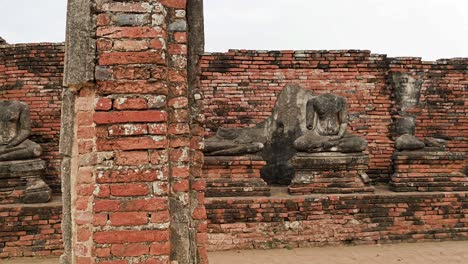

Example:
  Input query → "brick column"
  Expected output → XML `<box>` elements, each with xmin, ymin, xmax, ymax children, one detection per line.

<box><xmin>61</xmin><ymin>1</ymin><xmax>207</xmax><ymax>263</ymax></box>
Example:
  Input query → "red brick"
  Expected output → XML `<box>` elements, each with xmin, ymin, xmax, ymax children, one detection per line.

<box><xmin>77</xmin><ymin>112</ymin><xmax>94</xmax><ymax>126</ymax></box>
<box><xmin>110</xmin><ymin>184</ymin><xmax>149</xmax><ymax>197</ymax></box>
<box><xmin>94</xmin><ymin>198</ymin><xmax>168</xmax><ymax>212</ymax></box>
<box><xmin>168</xmin><ymin>70</ymin><xmax>186</xmax><ymax>82</ymax></box>
<box><xmin>96</xmin><ymin>260</ymin><xmax>127</xmax><ymax>264</ymax></box>
<box><xmin>96</xmin><ymin>27</ymin><xmax>165</xmax><ymax>39</ymax></box>
<box><xmin>148</xmin><ymin>123</ymin><xmax>168</xmax><ymax>134</ymax></box>
<box><xmin>94</xmin><ymin>200</ymin><xmax>120</xmax><ymax>212</ymax></box>
<box><xmin>108</xmin><ymin>124</ymin><xmax>148</xmax><ymax>136</ymax></box>
<box><xmin>119</xmin><ymin>198</ymin><xmax>168</xmax><ymax>212</ymax></box>
<box><xmin>97</xmin><ymin>81</ymin><xmax>168</xmax><ymax>95</ymax></box>
<box><xmin>149</xmin><ymin>150</ymin><xmax>168</xmax><ymax>165</ymax></box>
<box><xmin>115</xmin><ymin>151</ymin><xmax>148</xmax><ymax>166</ymax></box>
<box><xmin>168</xmin><ymin>44</ymin><xmax>187</xmax><ymax>55</ymax></box>
<box><xmin>113</xmin><ymin>97</ymin><xmax>148</xmax><ymax>110</ymax></box>
<box><xmin>172</xmin><ymin>166</ymin><xmax>190</xmax><ymax>178</ymax></box>
<box><xmin>173</xmin><ymin>32</ymin><xmax>187</xmax><ymax>43</ymax></box>
<box><xmin>99</xmin><ymin>52</ymin><xmax>165</xmax><ymax>66</ymax></box>
<box><xmin>111</xmin><ymin>243</ymin><xmax>149</xmax><ymax>257</ymax></box>
<box><xmin>96</xmin><ymin>137</ymin><xmax>167</xmax><ymax>151</ymax></box>
<box><xmin>149</xmin><ymin>38</ymin><xmax>165</xmax><ymax>50</ymax></box>
<box><xmin>101</xmin><ymin>2</ymin><xmax>151</xmax><ymax>13</ymax></box>
<box><xmin>109</xmin><ymin>212</ymin><xmax>148</xmax><ymax>226</ymax></box>
<box><xmin>172</xmin><ymin>180</ymin><xmax>189</xmax><ymax>192</ymax></box>
<box><xmin>77</xmin><ymin>127</ymin><xmax>96</xmax><ymax>139</ymax></box>
<box><xmin>168</xmin><ymin>123</ymin><xmax>190</xmax><ymax>134</ymax></box>
<box><xmin>113</xmin><ymin>40</ymin><xmax>149</xmax><ymax>51</ymax></box>
<box><xmin>159</xmin><ymin>0</ymin><xmax>186</xmax><ymax>8</ymax></box>
<box><xmin>192</xmin><ymin>206</ymin><xmax>206</xmax><ymax>220</ymax></box>
<box><xmin>94</xmin><ymin>110</ymin><xmax>167</xmax><ymax>124</ymax></box>
<box><xmin>97</xmin><ymin>38</ymin><xmax>113</xmax><ymax>51</ymax></box>
<box><xmin>113</xmin><ymin>66</ymin><xmax>151</xmax><ymax>79</ymax></box>
<box><xmin>95</xmin><ymin>98</ymin><xmax>113</xmax><ymax>110</ymax></box>
<box><xmin>97</xmin><ymin>170</ymin><xmax>158</xmax><ymax>183</ymax></box>
<box><xmin>94</xmin><ymin>247</ymin><xmax>111</xmax><ymax>258</ymax></box>
<box><xmin>94</xmin><ymin>230</ymin><xmax>169</xmax><ymax>244</ymax></box>
<box><xmin>151</xmin><ymin>211</ymin><xmax>170</xmax><ymax>223</ymax></box>
<box><xmin>149</xmin><ymin>242</ymin><xmax>170</xmax><ymax>255</ymax></box>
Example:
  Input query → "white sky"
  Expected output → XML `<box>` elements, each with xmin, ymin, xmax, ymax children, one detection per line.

<box><xmin>0</xmin><ymin>0</ymin><xmax>467</xmax><ymax>60</ymax></box>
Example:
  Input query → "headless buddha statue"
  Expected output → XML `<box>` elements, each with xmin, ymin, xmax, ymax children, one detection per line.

<box><xmin>294</xmin><ymin>93</ymin><xmax>367</xmax><ymax>153</ymax></box>
<box><xmin>0</xmin><ymin>101</ymin><xmax>42</xmax><ymax>161</ymax></box>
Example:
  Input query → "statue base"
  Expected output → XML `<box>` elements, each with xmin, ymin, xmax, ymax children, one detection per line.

<box><xmin>203</xmin><ymin>155</ymin><xmax>270</xmax><ymax>197</ymax></box>
<box><xmin>289</xmin><ymin>152</ymin><xmax>374</xmax><ymax>194</ymax></box>
<box><xmin>391</xmin><ymin>150</ymin><xmax>467</xmax><ymax>192</ymax></box>
<box><xmin>0</xmin><ymin>159</ymin><xmax>52</xmax><ymax>204</ymax></box>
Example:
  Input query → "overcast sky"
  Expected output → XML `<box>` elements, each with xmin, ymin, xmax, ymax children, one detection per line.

<box><xmin>0</xmin><ymin>0</ymin><xmax>467</xmax><ymax>60</ymax></box>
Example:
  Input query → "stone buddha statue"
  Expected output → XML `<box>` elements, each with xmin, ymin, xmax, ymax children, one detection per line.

<box><xmin>204</xmin><ymin>125</ymin><xmax>266</xmax><ymax>156</ymax></box>
<box><xmin>293</xmin><ymin>93</ymin><xmax>367</xmax><ymax>153</ymax></box>
<box><xmin>0</xmin><ymin>101</ymin><xmax>42</xmax><ymax>161</ymax></box>
<box><xmin>0</xmin><ymin>100</ymin><xmax>50</xmax><ymax>204</ymax></box>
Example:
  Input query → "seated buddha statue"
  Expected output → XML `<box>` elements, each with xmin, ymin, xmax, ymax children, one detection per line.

<box><xmin>0</xmin><ymin>101</ymin><xmax>42</xmax><ymax>161</ymax></box>
<box><xmin>293</xmin><ymin>93</ymin><xmax>367</xmax><ymax>153</ymax></box>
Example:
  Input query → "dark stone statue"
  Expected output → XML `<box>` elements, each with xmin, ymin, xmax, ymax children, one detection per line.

<box><xmin>0</xmin><ymin>100</ymin><xmax>51</xmax><ymax>204</ymax></box>
<box><xmin>293</xmin><ymin>94</ymin><xmax>367</xmax><ymax>153</ymax></box>
<box><xmin>204</xmin><ymin>126</ymin><xmax>266</xmax><ymax>156</ymax></box>
<box><xmin>0</xmin><ymin>101</ymin><xmax>42</xmax><ymax>161</ymax></box>
<box><xmin>390</xmin><ymin>73</ymin><xmax>426</xmax><ymax>151</ymax></box>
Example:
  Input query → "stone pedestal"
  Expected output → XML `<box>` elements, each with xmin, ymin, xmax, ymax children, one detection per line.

<box><xmin>391</xmin><ymin>150</ymin><xmax>467</xmax><ymax>192</ymax></box>
<box><xmin>0</xmin><ymin>159</ymin><xmax>52</xmax><ymax>204</ymax></box>
<box><xmin>203</xmin><ymin>155</ymin><xmax>270</xmax><ymax>197</ymax></box>
<box><xmin>289</xmin><ymin>152</ymin><xmax>374</xmax><ymax>194</ymax></box>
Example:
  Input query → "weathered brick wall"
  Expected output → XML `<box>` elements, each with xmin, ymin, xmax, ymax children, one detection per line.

<box><xmin>200</xmin><ymin>50</ymin><xmax>393</xmax><ymax>180</ymax></box>
<box><xmin>388</xmin><ymin>58</ymin><xmax>468</xmax><ymax>154</ymax></box>
<box><xmin>66</xmin><ymin>1</ymin><xmax>207</xmax><ymax>263</ymax></box>
<box><xmin>0</xmin><ymin>199</ymin><xmax>63</xmax><ymax>258</ymax></box>
<box><xmin>200</xmin><ymin>50</ymin><xmax>468</xmax><ymax>181</ymax></box>
<box><xmin>206</xmin><ymin>191</ymin><xmax>468</xmax><ymax>251</ymax></box>
<box><xmin>0</xmin><ymin>43</ymin><xmax>65</xmax><ymax>192</ymax></box>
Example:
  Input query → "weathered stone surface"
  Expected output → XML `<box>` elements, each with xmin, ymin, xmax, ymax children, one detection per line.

<box><xmin>424</xmin><ymin>137</ymin><xmax>447</xmax><ymax>148</ymax></box>
<box><xmin>204</xmin><ymin>127</ymin><xmax>266</xmax><ymax>156</ymax></box>
<box><xmin>0</xmin><ymin>36</ymin><xmax>7</xmax><ymax>45</ymax></box>
<box><xmin>395</xmin><ymin>134</ymin><xmax>425</xmax><ymax>151</ymax></box>
<box><xmin>391</xmin><ymin>73</ymin><xmax>422</xmax><ymax>108</ymax></box>
<box><xmin>293</xmin><ymin>93</ymin><xmax>367</xmax><ymax>153</ymax></box>
<box><xmin>168</xmin><ymin>20</ymin><xmax>187</xmax><ymax>31</ymax></box>
<box><xmin>0</xmin><ymin>159</ymin><xmax>51</xmax><ymax>204</ymax></box>
<box><xmin>0</xmin><ymin>101</ymin><xmax>42</xmax><ymax>161</ymax></box>
<box><xmin>394</xmin><ymin>116</ymin><xmax>416</xmax><ymax>135</ymax></box>
<box><xmin>0</xmin><ymin>101</ymin><xmax>51</xmax><ymax>204</ymax></box>
<box><xmin>289</xmin><ymin>152</ymin><xmax>374</xmax><ymax>194</ymax></box>
<box><xmin>112</xmin><ymin>13</ymin><xmax>150</xmax><ymax>26</ymax></box>
<box><xmin>63</xmin><ymin>0</ymin><xmax>95</xmax><ymax>87</ymax></box>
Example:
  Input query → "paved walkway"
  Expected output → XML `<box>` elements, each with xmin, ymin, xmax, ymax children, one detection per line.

<box><xmin>3</xmin><ymin>241</ymin><xmax>468</xmax><ymax>264</ymax></box>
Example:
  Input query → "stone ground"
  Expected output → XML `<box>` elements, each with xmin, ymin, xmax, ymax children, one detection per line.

<box><xmin>3</xmin><ymin>241</ymin><xmax>468</xmax><ymax>264</ymax></box>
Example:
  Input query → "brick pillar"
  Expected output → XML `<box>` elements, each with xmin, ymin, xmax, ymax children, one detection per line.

<box><xmin>61</xmin><ymin>1</ymin><xmax>207</xmax><ymax>263</ymax></box>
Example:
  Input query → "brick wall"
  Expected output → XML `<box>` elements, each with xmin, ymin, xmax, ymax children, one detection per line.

<box><xmin>0</xmin><ymin>43</ymin><xmax>65</xmax><ymax>192</ymax></box>
<box><xmin>200</xmin><ymin>50</ymin><xmax>468</xmax><ymax>181</ymax></box>
<box><xmin>0</xmin><ymin>198</ymin><xmax>63</xmax><ymax>258</ymax></box>
<box><xmin>388</xmin><ymin>58</ymin><xmax>468</xmax><ymax>154</ymax></box>
<box><xmin>206</xmin><ymin>190</ymin><xmax>468</xmax><ymax>250</ymax></box>
<box><xmin>66</xmin><ymin>1</ymin><xmax>207</xmax><ymax>263</ymax></box>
